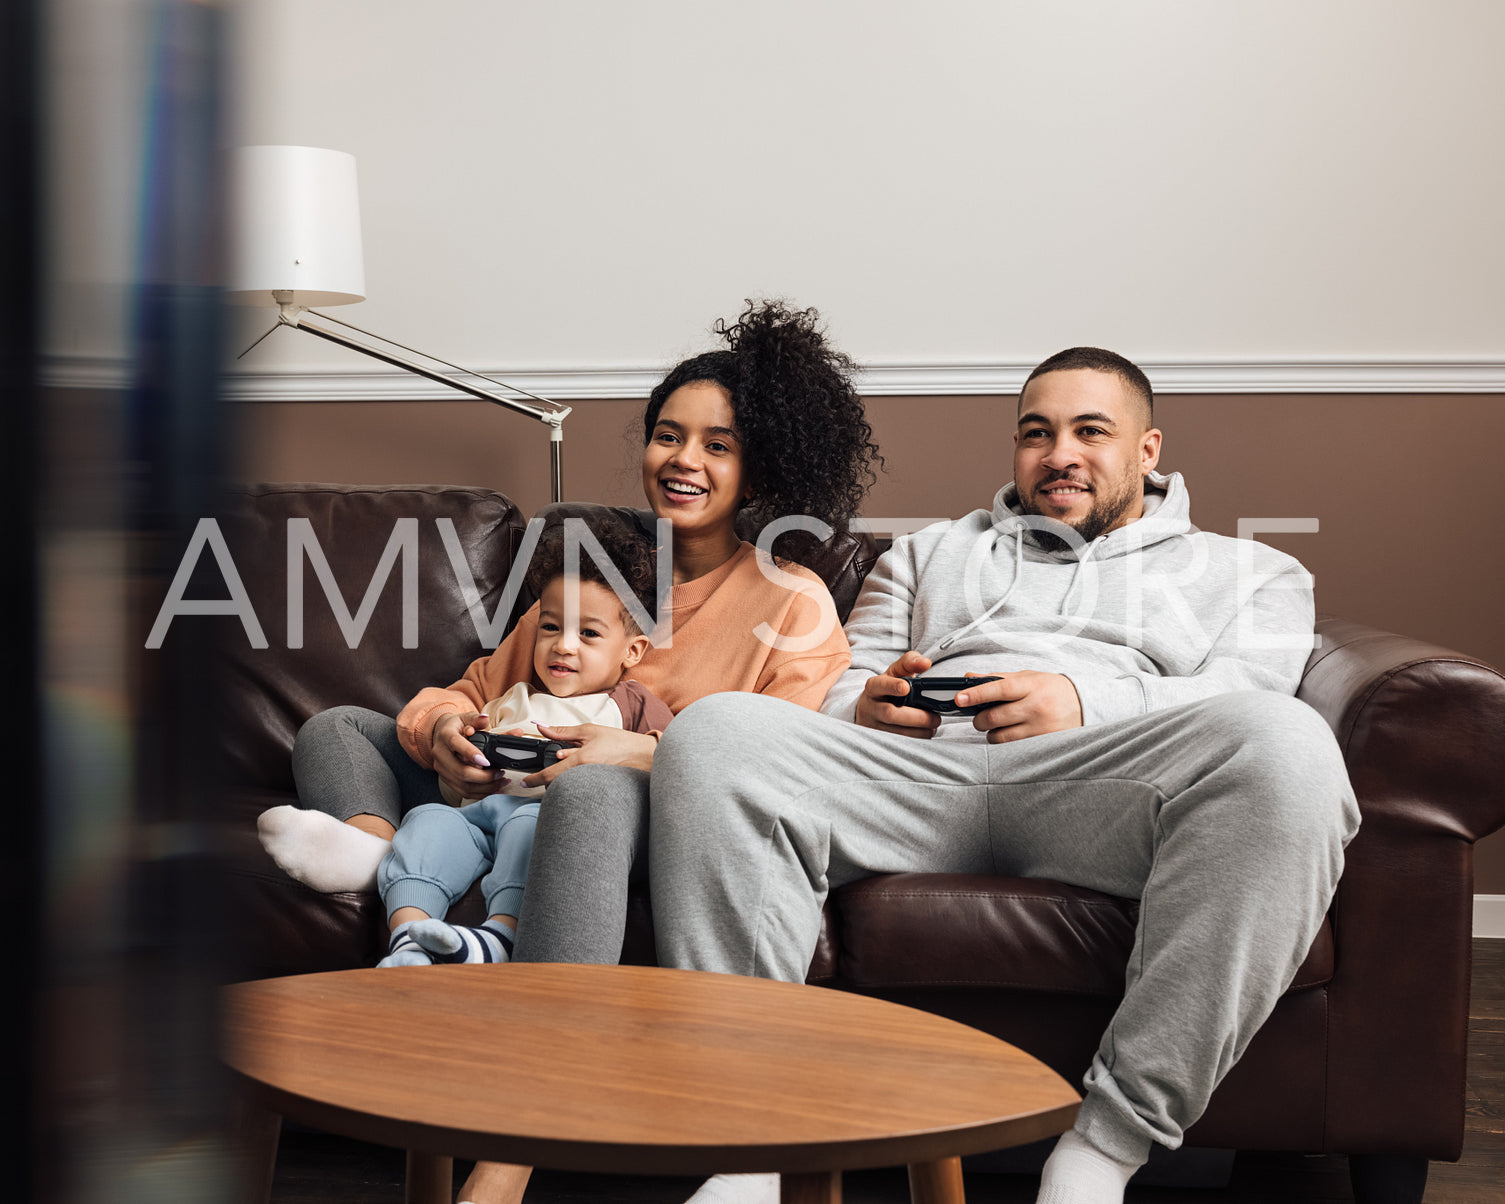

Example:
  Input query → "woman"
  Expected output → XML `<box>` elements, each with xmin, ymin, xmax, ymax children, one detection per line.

<box><xmin>267</xmin><ymin>299</ymin><xmax>878</xmax><ymax>1204</ymax></box>
<box><xmin>261</xmin><ymin>300</ymin><xmax>878</xmax><ymax>901</ymax></box>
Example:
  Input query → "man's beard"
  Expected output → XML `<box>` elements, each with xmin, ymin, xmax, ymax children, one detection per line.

<box><xmin>1023</xmin><ymin>472</ymin><xmax>1139</xmax><ymax>553</ymax></box>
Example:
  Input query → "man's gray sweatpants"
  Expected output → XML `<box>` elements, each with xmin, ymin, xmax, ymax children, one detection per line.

<box><xmin>545</xmin><ymin>689</ymin><xmax>1358</xmax><ymax>1165</ymax></box>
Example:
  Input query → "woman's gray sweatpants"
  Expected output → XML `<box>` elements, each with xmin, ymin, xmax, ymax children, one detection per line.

<box><xmin>516</xmin><ymin>689</ymin><xmax>1359</xmax><ymax>1166</ymax></box>
<box><xmin>291</xmin><ymin>705</ymin><xmax>447</xmax><ymax>826</ymax></box>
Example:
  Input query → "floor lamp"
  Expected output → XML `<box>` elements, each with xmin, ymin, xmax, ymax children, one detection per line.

<box><xmin>229</xmin><ymin>144</ymin><xmax>571</xmax><ymax>502</ymax></box>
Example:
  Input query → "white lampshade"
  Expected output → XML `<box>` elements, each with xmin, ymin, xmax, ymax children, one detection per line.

<box><xmin>230</xmin><ymin>145</ymin><xmax>366</xmax><ymax>306</ymax></box>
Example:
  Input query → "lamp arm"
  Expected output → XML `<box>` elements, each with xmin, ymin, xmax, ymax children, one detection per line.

<box><xmin>270</xmin><ymin>308</ymin><xmax>570</xmax><ymax>503</ymax></box>
<box><xmin>282</xmin><ymin>310</ymin><xmax>571</xmax><ymax>429</ymax></box>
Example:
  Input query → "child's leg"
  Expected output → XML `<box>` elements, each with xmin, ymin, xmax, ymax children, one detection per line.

<box><xmin>379</xmin><ymin>802</ymin><xmax>496</xmax><ymax>920</ymax></box>
<box><xmin>479</xmin><ymin>800</ymin><xmax>541</xmax><ymax>930</ymax></box>
<box><xmin>376</xmin><ymin>801</ymin><xmax>498</xmax><ymax>967</ymax></box>
<box><xmin>392</xmin><ymin>797</ymin><xmax>537</xmax><ymax>966</ymax></box>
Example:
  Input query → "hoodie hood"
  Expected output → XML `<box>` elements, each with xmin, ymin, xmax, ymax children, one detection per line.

<box><xmin>933</xmin><ymin>471</ymin><xmax>1194</xmax><ymax>653</ymax></box>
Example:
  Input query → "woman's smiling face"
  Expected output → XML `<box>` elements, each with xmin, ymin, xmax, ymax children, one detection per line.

<box><xmin>641</xmin><ymin>381</ymin><xmax>750</xmax><ymax>539</ymax></box>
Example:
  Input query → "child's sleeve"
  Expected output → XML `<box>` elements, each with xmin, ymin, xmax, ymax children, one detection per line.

<box><xmin>611</xmin><ymin>679</ymin><xmax>676</xmax><ymax>735</ymax></box>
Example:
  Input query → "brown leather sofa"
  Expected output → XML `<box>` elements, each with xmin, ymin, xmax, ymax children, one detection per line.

<box><xmin>221</xmin><ymin>482</ymin><xmax>1505</xmax><ymax>1204</ymax></box>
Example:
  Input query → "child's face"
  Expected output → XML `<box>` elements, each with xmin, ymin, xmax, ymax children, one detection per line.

<box><xmin>533</xmin><ymin>577</ymin><xmax>650</xmax><ymax>698</ymax></box>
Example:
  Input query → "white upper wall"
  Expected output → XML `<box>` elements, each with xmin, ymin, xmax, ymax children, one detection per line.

<box><xmin>61</xmin><ymin>1</ymin><xmax>1505</xmax><ymax>380</ymax></box>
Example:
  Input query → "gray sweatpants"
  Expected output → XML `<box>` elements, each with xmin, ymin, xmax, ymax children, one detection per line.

<box><xmin>517</xmin><ymin>689</ymin><xmax>1358</xmax><ymax>1164</ymax></box>
<box><xmin>291</xmin><ymin>705</ymin><xmax>447</xmax><ymax>826</ymax></box>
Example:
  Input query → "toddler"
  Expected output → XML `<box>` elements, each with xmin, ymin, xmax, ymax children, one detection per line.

<box><xmin>377</xmin><ymin>522</ymin><xmax>671</xmax><ymax>966</ymax></box>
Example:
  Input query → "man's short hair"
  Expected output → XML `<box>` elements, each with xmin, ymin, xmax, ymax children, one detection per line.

<box><xmin>525</xmin><ymin>519</ymin><xmax>658</xmax><ymax>635</ymax></box>
<box><xmin>1020</xmin><ymin>347</ymin><xmax>1154</xmax><ymax>428</ymax></box>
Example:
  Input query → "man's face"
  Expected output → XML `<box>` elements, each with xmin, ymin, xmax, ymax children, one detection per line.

<box><xmin>1013</xmin><ymin>368</ymin><xmax>1162</xmax><ymax>543</ymax></box>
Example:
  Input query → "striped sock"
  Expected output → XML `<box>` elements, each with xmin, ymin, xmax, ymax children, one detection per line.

<box><xmin>408</xmin><ymin>917</ymin><xmax>515</xmax><ymax>964</ymax></box>
<box><xmin>377</xmin><ymin>921</ymin><xmax>435</xmax><ymax>968</ymax></box>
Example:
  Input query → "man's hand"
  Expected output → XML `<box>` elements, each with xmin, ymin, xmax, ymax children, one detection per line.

<box><xmin>854</xmin><ymin>651</ymin><xmax>943</xmax><ymax>739</ymax></box>
<box><xmin>956</xmin><ymin>672</ymin><xmax>1084</xmax><ymax>743</ymax></box>
<box><xmin>522</xmin><ymin>724</ymin><xmax>659</xmax><ymax>787</ymax></box>
<box><xmin>430</xmin><ymin>711</ymin><xmax>507</xmax><ymax>800</ymax></box>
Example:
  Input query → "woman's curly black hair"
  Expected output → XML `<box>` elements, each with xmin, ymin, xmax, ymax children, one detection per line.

<box><xmin>643</xmin><ymin>299</ymin><xmax>883</xmax><ymax>564</ymax></box>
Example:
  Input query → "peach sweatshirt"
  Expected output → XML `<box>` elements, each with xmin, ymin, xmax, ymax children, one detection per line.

<box><xmin>397</xmin><ymin>542</ymin><xmax>850</xmax><ymax>768</ymax></box>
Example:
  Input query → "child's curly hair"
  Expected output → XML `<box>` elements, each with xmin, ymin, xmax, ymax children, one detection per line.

<box><xmin>643</xmin><ymin>299</ymin><xmax>883</xmax><ymax>563</ymax></box>
<box><xmin>524</xmin><ymin>518</ymin><xmax>658</xmax><ymax>634</ymax></box>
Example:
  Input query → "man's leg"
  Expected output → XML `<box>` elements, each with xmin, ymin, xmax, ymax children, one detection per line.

<box><xmin>975</xmin><ymin>691</ymin><xmax>1357</xmax><ymax>1162</ymax></box>
<box><xmin>648</xmin><ymin>693</ymin><xmax>997</xmax><ymax>981</ymax></box>
<box><xmin>649</xmin><ymin>691</ymin><xmax>1357</xmax><ymax>1166</ymax></box>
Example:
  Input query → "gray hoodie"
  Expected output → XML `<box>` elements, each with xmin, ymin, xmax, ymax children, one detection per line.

<box><xmin>820</xmin><ymin>471</ymin><xmax>1315</xmax><ymax>739</ymax></box>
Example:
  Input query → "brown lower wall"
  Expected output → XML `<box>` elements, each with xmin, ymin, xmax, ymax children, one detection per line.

<box><xmin>234</xmin><ymin>390</ymin><xmax>1505</xmax><ymax>893</ymax></box>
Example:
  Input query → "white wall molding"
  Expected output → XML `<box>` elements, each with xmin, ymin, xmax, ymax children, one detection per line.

<box><xmin>857</xmin><ymin>359</ymin><xmax>1505</xmax><ymax>397</ymax></box>
<box><xmin>1475</xmin><ymin>894</ymin><xmax>1505</xmax><ymax>939</ymax></box>
<box><xmin>44</xmin><ymin>354</ymin><xmax>1505</xmax><ymax>399</ymax></box>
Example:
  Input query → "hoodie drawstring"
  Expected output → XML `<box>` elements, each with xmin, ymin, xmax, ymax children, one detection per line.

<box><xmin>935</xmin><ymin>525</ymin><xmax>1097</xmax><ymax>652</ymax></box>
<box><xmin>935</xmin><ymin>528</ymin><xmax>1027</xmax><ymax>652</ymax></box>
<box><xmin>1059</xmin><ymin>539</ymin><xmax>1097</xmax><ymax>616</ymax></box>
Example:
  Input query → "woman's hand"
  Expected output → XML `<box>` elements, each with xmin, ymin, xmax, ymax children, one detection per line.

<box><xmin>430</xmin><ymin>711</ymin><xmax>506</xmax><ymax>800</ymax></box>
<box><xmin>522</xmin><ymin>724</ymin><xmax>659</xmax><ymax>787</ymax></box>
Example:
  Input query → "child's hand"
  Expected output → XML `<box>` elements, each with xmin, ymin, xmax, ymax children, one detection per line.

<box><xmin>521</xmin><ymin>724</ymin><xmax>658</xmax><ymax>786</ymax></box>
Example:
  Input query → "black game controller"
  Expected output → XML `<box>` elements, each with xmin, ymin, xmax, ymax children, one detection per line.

<box><xmin>468</xmin><ymin>731</ymin><xmax>567</xmax><ymax>772</ymax></box>
<box><xmin>881</xmin><ymin>675</ymin><xmax>1003</xmax><ymax>716</ymax></box>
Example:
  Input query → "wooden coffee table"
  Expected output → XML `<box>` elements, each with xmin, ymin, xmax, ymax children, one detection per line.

<box><xmin>223</xmin><ymin>963</ymin><xmax>1079</xmax><ymax>1204</ymax></box>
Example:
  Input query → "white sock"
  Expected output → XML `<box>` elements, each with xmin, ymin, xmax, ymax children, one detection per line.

<box><xmin>1036</xmin><ymin>1129</ymin><xmax>1143</xmax><ymax>1204</ymax></box>
<box><xmin>682</xmin><ymin>1173</ymin><xmax>780</xmax><ymax>1204</ymax></box>
<box><xmin>407</xmin><ymin>917</ymin><xmax>515</xmax><ymax>964</ymax></box>
<box><xmin>257</xmin><ymin>805</ymin><xmax>390</xmax><ymax>893</ymax></box>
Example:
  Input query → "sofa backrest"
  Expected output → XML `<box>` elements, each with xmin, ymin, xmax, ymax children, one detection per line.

<box><xmin>213</xmin><ymin>484</ymin><xmax>528</xmax><ymax>796</ymax></box>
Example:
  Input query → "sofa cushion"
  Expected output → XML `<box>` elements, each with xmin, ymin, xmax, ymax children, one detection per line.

<box><xmin>832</xmin><ymin>873</ymin><xmax>1334</xmax><ymax>996</ymax></box>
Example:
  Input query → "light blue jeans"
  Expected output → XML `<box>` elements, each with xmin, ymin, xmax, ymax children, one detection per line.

<box><xmin>378</xmin><ymin>794</ymin><xmax>540</xmax><ymax>921</ymax></box>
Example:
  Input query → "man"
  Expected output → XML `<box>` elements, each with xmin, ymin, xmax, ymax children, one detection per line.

<box><xmin>649</xmin><ymin>347</ymin><xmax>1359</xmax><ymax>1204</ymax></box>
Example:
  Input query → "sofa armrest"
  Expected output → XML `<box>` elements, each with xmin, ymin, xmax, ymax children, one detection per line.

<box><xmin>1299</xmin><ymin>615</ymin><xmax>1505</xmax><ymax>844</ymax></box>
<box><xmin>1299</xmin><ymin>615</ymin><xmax>1505</xmax><ymax>1156</ymax></box>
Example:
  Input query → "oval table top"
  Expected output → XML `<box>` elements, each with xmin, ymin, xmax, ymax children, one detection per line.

<box><xmin>222</xmin><ymin>962</ymin><xmax>1079</xmax><ymax>1177</ymax></box>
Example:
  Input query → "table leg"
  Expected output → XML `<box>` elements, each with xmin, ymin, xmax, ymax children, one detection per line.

<box><xmin>226</xmin><ymin>1097</ymin><xmax>281</xmax><ymax>1204</ymax></box>
<box><xmin>781</xmin><ymin>1169</ymin><xmax>842</xmax><ymax>1203</ymax></box>
<box><xmin>405</xmin><ymin>1149</ymin><xmax>453</xmax><ymax>1204</ymax></box>
<box><xmin>907</xmin><ymin>1157</ymin><xmax>965</xmax><ymax>1204</ymax></box>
